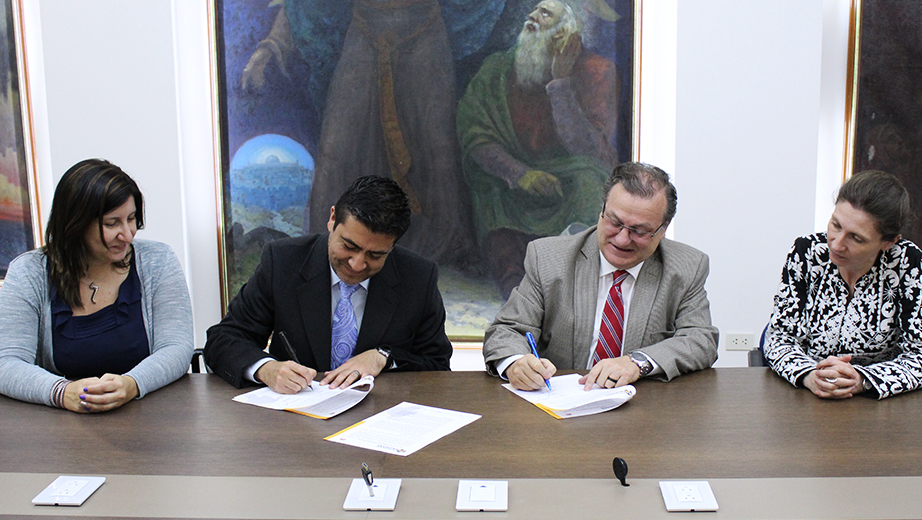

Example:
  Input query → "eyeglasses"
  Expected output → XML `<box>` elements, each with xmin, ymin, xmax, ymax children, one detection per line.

<box><xmin>600</xmin><ymin>211</ymin><xmax>665</xmax><ymax>241</ymax></box>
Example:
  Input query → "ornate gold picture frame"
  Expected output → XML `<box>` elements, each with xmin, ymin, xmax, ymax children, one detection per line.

<box><xmin>845</xmin><ymin>0</ymin><xmax>922</xmax><ymax>244</ymax></box>
<box><xmin>0</xmin><ymin>0</ymin><xmax>40</xmax><ymax>283</ymax></box>
<box><xmin>210</xmin><ymin>0</ymin><xmax>640</xmax><ymax>339</ymax></box>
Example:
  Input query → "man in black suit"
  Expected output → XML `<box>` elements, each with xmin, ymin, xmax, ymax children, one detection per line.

<box><xmin>204</xmin><ymin>176</ymin><xmax>452</xmax><ymax>393</ymax></box>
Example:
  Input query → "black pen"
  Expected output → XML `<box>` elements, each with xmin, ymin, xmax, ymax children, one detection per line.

<box><xmin>277</xmin><ymin>331</ymin><xmax>312</xmax><ymax>391</ymax></box>
<box><xmin>277</xmin><ymin>331</ymin><xmax>300</xmax><ymax>363</ymax></box>
<box><xmin>362</xmin><ymin>462</ymin><xmax>374</xmax><ymax>497</ymax></box>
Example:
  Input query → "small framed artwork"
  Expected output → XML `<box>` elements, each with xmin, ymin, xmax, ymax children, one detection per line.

<box><xmin>210</xmin><ymin>0</ymin><xmax>639</xmax><ymax>338</ymax></box>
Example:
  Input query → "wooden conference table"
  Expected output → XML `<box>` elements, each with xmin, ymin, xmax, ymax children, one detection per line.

<box><xmin>1</xmin><ymin>368</ymin><xmax>921</xmax><ymax>519</ymax></box>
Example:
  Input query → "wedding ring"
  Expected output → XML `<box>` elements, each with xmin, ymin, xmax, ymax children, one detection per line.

<box><xmin>824</xmin><ymin>377</ymin><xmax>837</xmax><ymax>384</ymax></box>
<box><xmin>607</xmin><ymin>376</ymin><xmax>618</xmax><ymax>384</ymax></box>
<box><xmin>351</xmin><ymin>370</ymin><xmax>361</xmax><ymax>379</ymax></box>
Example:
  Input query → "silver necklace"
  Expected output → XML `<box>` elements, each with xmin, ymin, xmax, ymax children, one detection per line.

<box><xmin>85</xmin><ymin>267</ymin><xmax>117</xmax><ymax>304</ymax></box>
<box><xmin>84</xmin><ymin>249</ymin><xmax>132</xmax><ymax>305</ymax></box>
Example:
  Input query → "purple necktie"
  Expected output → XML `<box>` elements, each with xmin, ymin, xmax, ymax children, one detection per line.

<box><xmin>331</xmin><ymin>282</ymin><xmax>359</xmax><ymax>368</ymax></box>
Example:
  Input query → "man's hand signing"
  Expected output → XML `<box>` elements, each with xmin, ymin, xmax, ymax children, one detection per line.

<box><xmin>506</xmin><ymin>354</ymin><xmax>557</xmax><ymax>391</ymax></box>
<box><xmin>256</xmin><ymin>360</ymin><xmax>317</xmax><ymax>394</ymax></box>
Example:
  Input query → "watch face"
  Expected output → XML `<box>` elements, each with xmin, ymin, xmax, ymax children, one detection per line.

<box><xmin>630</xmin><ymin>354</ymin><xmax>651</xmax><ymax>376</ymax></box>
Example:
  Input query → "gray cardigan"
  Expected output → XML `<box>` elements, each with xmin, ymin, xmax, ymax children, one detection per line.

<box><xmin>0</xmin><ymin>239</ymin><xmax>194</xmax><ymax>406</ymax></box>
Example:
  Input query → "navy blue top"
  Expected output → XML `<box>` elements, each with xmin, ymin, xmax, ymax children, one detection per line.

<box><xmin>51</xmin><ymin>259</ymin><xmax>150</xmax><ymax>380</ymax></box>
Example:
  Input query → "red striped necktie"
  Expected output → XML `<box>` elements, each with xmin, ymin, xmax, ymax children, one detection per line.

<box><xmin>592</xmin><ymin>270</ymin><xmax>629</xmax><ymax>365</ymax></box>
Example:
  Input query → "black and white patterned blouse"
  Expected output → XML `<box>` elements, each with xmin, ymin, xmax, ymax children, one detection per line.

<box><xmin>765</xmin><ymin>233</ymin><xmax>922</xmax><ymax>399</ymax></box>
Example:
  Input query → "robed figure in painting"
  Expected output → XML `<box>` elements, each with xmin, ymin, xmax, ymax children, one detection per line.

<box><xmin>458</xmin><ymin>0</ymin><xmax>619</xmax><ymax>297</ymax></box>
<box><xmin>242</xmin><ymin>0</ymin><xmax>508</xmax><ymax>267</ymax></box>
<box><xmin>233</xmin><ymin>0</ymin><xmax>630</xmax><ymax>304</ymax></box>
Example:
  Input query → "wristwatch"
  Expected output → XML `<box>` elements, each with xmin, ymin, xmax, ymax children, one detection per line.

<box><xmin>376</xmin><ymin>347</ymin><xmax>393</xmax><ymax>371</ymax></box>
<box><xmin>630</xmin><ymin>352</ymin><xmax>653</xmax><ymax>378</ymax></box>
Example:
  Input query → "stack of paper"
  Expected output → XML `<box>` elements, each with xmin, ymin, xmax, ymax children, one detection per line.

<box><xmin>232</xmin><ymin>375</ymin><xmax>375</xmax><ymax>419</ymax></box>
<box><xmin>503</xmin><ymin>373</ymin><xmax>635</xmax><ymax>419</ymax></box>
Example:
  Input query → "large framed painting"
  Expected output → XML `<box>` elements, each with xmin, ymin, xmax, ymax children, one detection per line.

<box><xmin>846</xmin><ymin>0</ymin><xmax>922</xmax><ymax>245</ymax></box>
<box><xmin>0</xmin><ymin>0</ymin><xmax>39</xmax><ymax>282</ymax></box>
<box><xmin>212</xmin><ymin>0</ymin><xmax>639</xmax><ymax>338</ymax></box>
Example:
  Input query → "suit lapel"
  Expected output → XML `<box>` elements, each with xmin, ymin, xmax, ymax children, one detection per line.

<box><xmin>356</xmin><ymin>254</ymin><xmax>399</xmax><ymax>352</ymax></box>
<box><xmin>626</xmin><ymin>245</ymin><xmax>662</xmax><ymax>351</ymax></box>
<box><xmin>296</xmin><ymin>235</ymin><xmax>333</xmax><ymax>370</ymax></box>
<box><xmin>573</xmin><ymin>231</ymin><xmax>601</xmax><ymax>368</ymax></box>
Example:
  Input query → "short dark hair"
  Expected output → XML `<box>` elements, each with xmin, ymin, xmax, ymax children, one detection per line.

<box><xmin>42</xmin><ymin>159</ymin><xmax>144</xmax><ymax>307</ymax></box>
<box><xmin>836</xmin><ymin>170</ymin><xmax>910</xmax><ymax>241</ymax></box>
<box><xmin>602</xmin><ymin>162</ymin><xmax>677</xmax><ymax>224</ymax></box>
<box><xmin>332</xmin><ymin>176</ymin><xmax>411</xmax><ymax>240</ymax></box>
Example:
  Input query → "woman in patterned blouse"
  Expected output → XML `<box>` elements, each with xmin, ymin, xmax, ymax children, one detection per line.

<box><xmin>765</xmin><ymin>170</ymin><xmax>922</xmax><ymax>399</ymax></box>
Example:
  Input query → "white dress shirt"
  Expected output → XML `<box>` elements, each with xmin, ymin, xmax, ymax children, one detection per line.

<box><xmin>496</xmin><ymin>252</ymin><xmax>659</xmax><ymax>378</ymax></box>
<box><xmin>588</xmin><ymin>253</ymin><xmax>658</xmax><ymax>373</ymax></box>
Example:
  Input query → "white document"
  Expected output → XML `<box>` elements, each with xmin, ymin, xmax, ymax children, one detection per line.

<box><xmin>233</xmin><ymin>375</ymin><xmax>374</xmax><ymax>419</ymax></box>
<box><xmin>503</xmin><ymin>373</ymin><xmax>635</xmax><ymax>418</ymax></box>
<box><xmin>325</xmin><ymin>402</ymin><xmax>481</xmax><ymax>456</ymax></box>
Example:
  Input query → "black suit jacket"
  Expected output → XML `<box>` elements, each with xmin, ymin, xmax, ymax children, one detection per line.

<box><xmin>204</xmin><ymin>234</ymin><xmax>452</xmax><ymax>388</ymax></box>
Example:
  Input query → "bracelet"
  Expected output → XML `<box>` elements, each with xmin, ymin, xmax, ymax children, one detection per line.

<box><xmin>50</xmin><ymin>378</ymin><xmax>71</xmax><ymax>409</ymax></box>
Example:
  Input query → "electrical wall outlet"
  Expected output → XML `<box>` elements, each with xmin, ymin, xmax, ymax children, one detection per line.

<box><xmin>660</xmin><ymin>481</ymin><xmax>719</xmax><ymax>512</ymax></box>
<box><xmin>674</xmin><ymin>485</ymin><xmax>703</xmax><ymax>502</ymax></box>
<box><xmin>725</xmin><ymin>333</ymin><xmax>754</xmax><ymax>351</ymax></box>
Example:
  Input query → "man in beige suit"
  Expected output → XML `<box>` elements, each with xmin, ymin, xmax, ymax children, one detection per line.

<box><xmin>483</xmin><ymin>162</ymin><xmax>718</xmax><ymax>391</ymax></box>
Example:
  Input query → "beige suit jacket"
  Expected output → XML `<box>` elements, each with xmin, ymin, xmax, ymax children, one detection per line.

<box><xmin>483</xmin><ymin>226</ymin><xmax>718</xmax><ymax>380</ymax></box>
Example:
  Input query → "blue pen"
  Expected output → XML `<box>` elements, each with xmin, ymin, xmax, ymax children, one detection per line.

<box><xmin>525</xmin><ymin>331</ymin><xmax>552</xmax><ymax>391</ymax></box>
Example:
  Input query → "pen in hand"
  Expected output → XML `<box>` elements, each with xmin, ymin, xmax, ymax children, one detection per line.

<box><xmin>525</xmin><ymin>331</ymin><xmax>552</xmax><ymax>391</ymax></box>
<box><xmin>277</xmin><ymin>331</ymin><xmax>312</xmax><ymax>391</ymax></box>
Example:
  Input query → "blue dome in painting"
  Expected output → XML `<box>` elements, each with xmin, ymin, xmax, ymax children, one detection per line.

<box><xmin>230</xmin><ymin>134</ymin><xmax>314</xmax><ymax>171</ymax></box>
<box><xmin>228</xmin><ymin>134</ymin><xmax>315</xmax><ymax>228</ymax></box>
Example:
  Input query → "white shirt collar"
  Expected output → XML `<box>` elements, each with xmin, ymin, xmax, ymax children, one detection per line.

<box><xmin>599</xmin><ymin>252</ymin><xmax>644</xmax><ymax>280</ymax></box>
<box><xmin>329</xmin><ymin>266</ymin><xmax>371</xmax><ymax>290</ymax></box>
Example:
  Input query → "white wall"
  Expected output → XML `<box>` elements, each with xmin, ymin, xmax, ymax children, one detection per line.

<box><xmin>674</xmin><ymin>0</ymin><xmax>828</xmax><ymax>366</ymax></box>
<box><xmin>23</xmin><ymin>0</ymin><xmax>221</xmax><ymax>348</ymax></box>
<box><xmin>22</xmin><ymin>1</ymin><xmax>851</xmax><ymax>367</ymax></box>
<box><xmin>37</xmin><ymin>1</ymin><xmax>183</xmax><ymax>241</ymax></box>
